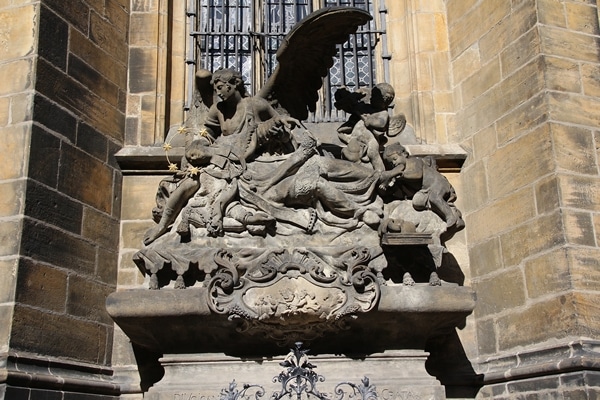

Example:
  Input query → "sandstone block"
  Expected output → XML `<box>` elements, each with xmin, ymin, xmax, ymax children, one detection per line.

<box><xmin>69</xmin><ymin>28</ymin><xmax>127</xmax><ymax>88</ymax></box>
<box><xmin>105</xmin><ymin>0</ymin><xmax>129</xmax><ymax>35</ymax></box>
<box><xmin>76</xmin><ymin>122</ymin><xmax>109</xmax><ymax>162</ymax></box>
<box><xmin>39</xmin><ymin>5</ymin><xmax>68</xmax><ymax>71</ymax></box>
<box><xmin>11</xmin><ymin>305</ymin><xmax>109</xmax><ymax>364</ymax></box>
<box><xmin>537</xmin><ymin>0</ymin><xmax>568</xmax><ymax>28</ymax></box>
<box><xmin>33</xmin><ymin>94</ymin><xmax>76</xmax><ymax>143</ymax></box>
<box><xmin>43</xmin><ymin>0</ymin><xmax>90</xmax><ymax>35</ymax></box>
<box><xmin>479</xmin><ymin>0</ymin><xmax>536</xmax><ymax>65</ymax></box>
<box><xmin>1</xmin><ymin>124</ymin><xmax>30</xmax><ymax>181</ymax></box>
<box><xmin>459</xmin><ymin>160</ymin><xmax>489</xmax><ymax>212</ymax></box>
<box><xmin>499</xmin><ymin>27</ymin><xmax>540</xmax><ymax>78</ymax></box>
<box><xmin>97</xmin><ymin>246</ymin><xmax>119</xmax><ymax>285</ymax></box>
<box><xmin>0</xmin><ymin>258</ymin><xmax>18</xmax><ymax>303</ymax></box>
<box><xmin>82</xmin><ymin>206</ymin><xmax>120</xmax><ymax>250</ymax></box>
<box><xmin>121</xmin><ymin>175</ymin><xmax>165</xmax><ymax>220</ymax></box>
<box><xmin>496</xmin><ymin>294</ymin><xmax>578</xmax><ymax>351</ymax></box>
<box><xmin>471</xmin><ymin>124</ymin><xmax>497</xmax><ymax>161</ymax></box>
<box><xmin>500</xmin><ymin>211</ymin><xmax>566</xmax><ymax>268</ymax></box>
<box><xmin>524</xmin><ymin>248</ymin><xmax>570</xmax><ymax>299</ymax></box>
<box><xmin>496</xmin><ymin>92</ymin><xmax>547</xmax><ymax>147</ymax></box>
<box><xmin>540</xmin><ymin>25</ymin><xmax>600</xmax><ymax>63</ymax></box>
<box><xmin>473</xmin><ymin>268</ymin><xmax>526</xmax><ymax>318</ymax></box>
<box><xmin>0</xmin><ymin>219</ymin><xmax>21</xmax><ymax>258</ymax></box>
<box><xmin>569</xmin><ymin>247</ymin><xmax>600</xmax><ymax>292</ymax></box>
<box><xmin>68</xmin><ymin>54</ymin><xmax>120</xmax><ymax>108</ymax></box>
<box><xmin>562</xmin><ymin>210</ymin><xmax>595</xmax><ymax>247</ymax></box>
<box><xmin>558</xmin><ymin>173</ymin><xmax>600</xmax><ymax>212</ymax></box>
<box><xmin>548</xmin><ymin>92</ymin><xmax>600</xmax><ymax>129</ymax></box>
<box><xmin>120</xmin><ymin>221</ymin><xmax>153</xmax><ymax>250</ymax></box>
<box><xmin>0</xmin><ymin>5</ymin><xmax>37</xmax><ymax>59</ymax></box>
<box><xmin>581</xmin><ymin>63</ymin><xmax>600</xmax><ymax>97</ymax></box>
<box><xmin>129</xmin><ymin>47</ymin><xmax>159</xmax><ymax>94</ymax></box>
<box><xmin>24</xmin><ymin>179</ymin><xmax>83</xmax><ymax>234</ymax></box>
<box><xmin>466</xmin><ymin>187</ymin><xmax>537</xmax><ymax>244</ymax></box>
<box><xmin>565</xmin><ymin>2</ymin><xmax>599</xmax><ymax>35</ymax></box>
<box><xmin>58</xmin><ymin>143</ymin><xmax>115</xmax><ymax>214</ymax></box>
<box><xmin>15</xmin><ymin>258</ymin><xmax>68</xmax><ymax>312</ymax></box>
<box><xmin>448</xmin><ymin>1</ymin><xmax>510</xmax><ymax>59</ymax></box>
<box><xmin>67</xmin><ymin>274</ymin><xmax>114</xmax><ymax>325</ymax></box>
<box><xmin>0</xmin><ymin>58</ymin><xmax>34</xmax><ymax>96</ymax></box>
<box><xmin>9</xmin><ymin>92</ymin><xmax>34</xmax><ymax>125</ymax></box>
<box><xmin>20</xmin><ymin>218</ymin><xmax>96</xmax><ymax>275</ymax></box>
<box><xmin>488</xmin><ymin>123</ymin><xmax>554</xmax><ymax>199</ymax></box>
<box><xmin>544</xmin><ymin>56</ymin><xmax>581</xmax><ymax>93</ymax></box>
<box><xmin>90</xmin><ymin>11</ymin><xmax>127</xmax><ymax>64</ymax></box>
<box><xmin>451</xmin><ymin>44</ymin><xmax>480</xmax><ymax>87</ymax></box>
<box><xmin>36</xmin><ymin>58</ymin><xmax>125</xmax><ymax>140</ymax></box>
<box><xmin>475</xmin><ymin>318</ymin><xmax>497</xmax><ymax>356</ymax></box>
<box><xmin>535</xmin><ymin>175</ymin><xmax>561</xmax><ymax>215</ymax></box>
<box><xmin>0</xmin><ymin>179</ymin><xmax>26</xmax><ymax>218</ymax></box>
<box><xmin>469</xmin><ymin>236</ymin><xmax>502</xmax><ymax>278</ymax></box>
<box><xmin>460</xmin><ymin>58</ymin><xmax>501</xmax><ymax>106</ymax></box>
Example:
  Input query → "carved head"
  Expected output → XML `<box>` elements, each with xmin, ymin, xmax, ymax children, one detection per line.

<box><xmin>371</xmin><ymin>83</ymin><xmax>395</xmax><ymax>110</ymax></box>
<box><xmin>211</xmin><ymin>68</ymin><xmax>248</xmax><ymax>100</ymax></box>
<box><xmin>382</xmin><ymin>142</ymin><xmax>408</xmax><ymax>168</ymax></box>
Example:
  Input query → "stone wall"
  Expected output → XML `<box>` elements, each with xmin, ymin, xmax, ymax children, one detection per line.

<box><xmin>447</xmin><ymin>0</ymin><xmax>600</xmax><ymax>396</ymax></box>
<box><xmin>0</xmin><ymin>0</ymin><xmax>128</xmax><ymax>398</ymax></box>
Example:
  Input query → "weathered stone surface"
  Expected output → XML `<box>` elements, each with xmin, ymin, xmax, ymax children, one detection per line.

<box><xmin>499</xmin><ymin>27</ymin><xmax>540</xmax><ymax>78</ymax></box>
<box><xmin>565</xmin><ymin>1</ymin><xmax>600</xmax><ymax>35</ymax></box>
<box><xmin>460</xmin><ymin>58</ymin><xmax>501</xmax><ymax>106</ymax></box>
<box><xmin>0</xmin><ymin>4</ymin><xmax>37</xmax><ymax>60</ymax></box>
<box><xmin>24</xmin><ymin>179</ymin><xmax>83</xmax><ymax>235</ymax></box>
<box><xmin>540</xmin><ymin>25</ymin><xmax>600</xmax><ymax>64</ymax></box>
<box><xmin>0</xmin><ymin>58</ymin><xmax>35</xmax><ymax>96</ymax></box>
<box><xmin>468</xmin><ymin>236</ymin><xmax>502</xmax><ymax>277</ymax></box>
<box><xmin>558</xmin><ymin>173</ymin><xmax>600</xmax><ymax>212</ymax></box>
<box><xmin>90</xmin><ymin>10</ymin><xmax>128</xmax><ymax>64</ymax></box>
<box><xmin>97</xmin><ymin>246</ymin><xmax>119</xmax><ymax>285</ymax></box>
<box><xmin>466</xmin><ymin>187</ymin><xmax>536</xmax><ymax>244</ymax></box>
<box><xmin>475</xmin><ymin>317</ymin><xmax>497</xmax><ymax>356</ymax></box>
<box><xmin>479</xmin><ymin>0</ymin><xmax>536</xmax><ymax>65</ymax></box>
<box><xmin>20</xmin><ymin>218</ymin><xmax>96</xmax><ymax>275</ymax></box>
<box><xmin>39</xmin><ymin>5</ymin><xmax>69</xmax><ymax>71</ymax></box>
<box><xmin>129</xmin><ymin>12</ymin><xmax>159</xmax><ymax>46</ymax></box>
<box><xmin>69</xmin><ymin>27</ymin><xmax>127</xmax><ymax>88</ymax></box>
<box><xmin>459</xmin><ymin>160</ymin><xmax>488</xmax><ymax>212</ymax></box>
<box><xmin>544</xmin><ymin>56</ymin><xmax>581</xmax><ymax>94</ymax></box>
<box><xmin>82</xmin><ymin>207</ymin><xmax>120</xmax><ymax>250</ymax></box>
<box><xmin>0</xmin><ymin>219</ymin><xmax>22</xmax><ymax>258</ymax></box>
<box><xmin>487</xmin><ymin>124</ymin><xmax>554</xmax><ymax>199</ymax></box>
<box><xmin>121</xmin><ymin>175</ymin><xmax>165</xmax><ymax>220</ymax></box>
<box><xmin>569</xmin><ymin>247</ymin><xmax>600</xmax><ymax>292</ymax></box>
<box><xmin>0</xmin><ymin>258</ymin><xmax>18</xmax><ymax>304</ymax></box>
<box><xmin>499</xmin><ymin>211</ymin><xmax>565</xmax><ymax>267</ymax></box>
<box><xmin>15</xmin><ymin>258</ymin><xmax>68</xmax><ymax>313</ymax></box>
<box><xmin>548</xmin><ymin>91</ymin><xmax>600</xmax><ymax>128</ymax></box>
<box><xmin>28</xmin><ymin>125</ymin><xmax>60</xmax><ymax>187</ymax></box>
<box><xmin>535</xmin><ymin>175</ymin><xmax>561</xmax><ymax>215</ymax></box>
<box><xmin>11</xmin><ymin>305</ymin><xmax>109</xmax><ymax>364</ymax></box>
<box><xmin>129</xmin><ymin>48</ymin><xmax>158</xmax><ymax>94</ymax></box>
<box><xmin>472</xmin><ymin>268</ymin><xmax>526</xmax><ymax>318</ymax></box>
<box><xmin>67</xmin><ymin>274</ymin><xmax>114</xmax><ymax>325</ymax></box>
<box><xmin>562</xmin><ymin>210</ymin><xmax>595</xmax><ymax>247</ymax></box>
<box><xmin>68</xmin><ymin>54</ymin><xmax>120</xmax><ymax>108</ymax></box>
<box><xmin>33</xmin><ymin>94</ymin><xmax>77</xmax><ymax>142</ymax></box>
<box><xmin>77</xmin><ymin>122</ymin><xmax>109</xmax><ymax>162</ymax></box>
<box><xmin>58</xmin><ymin>143</ymin><xmax>115</xmax><ymax>214</ymax></box>
<box><xmin>43</xmin><ymin>0</ymin><xmax>90</xmax><ymax>35</ymax></box>
<box><xmin>581</xmin><ymin>63</ymin><xmax>600</xmax><ymax>97</ymax></box>
<box><xmin>496</xmin><ymin>295</ymin><xmax>578</xmax><ymax>351</ymax></box>
<box><xmin>0</xmin><ymin>179</ymin><xmax>26</xmax><ymax>218</ymax></box>
<box><xmin>524</xmin><ymin>248</ymin><xmax>570</xmax><ymax>299</ymax></box>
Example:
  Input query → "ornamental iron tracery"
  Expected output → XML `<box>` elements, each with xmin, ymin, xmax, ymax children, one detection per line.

<box><xmin>218</xmin><ymin>343</ymin><xmax>378</xmax><ymax>400</ymax></box>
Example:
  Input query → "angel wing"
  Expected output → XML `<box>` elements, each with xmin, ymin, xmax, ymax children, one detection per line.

<box><xmin>258</xmin><ymin>7</ymin><xmax>373</xmax><ymax>121</ymax></box>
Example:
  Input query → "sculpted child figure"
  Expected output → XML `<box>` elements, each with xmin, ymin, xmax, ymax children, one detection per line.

<box><xmin>334</xmin><ymin>83</ymin><xmax>396</xmax><ymax>171</ymax></box>
<box><xmin>379</xmin><ymin>143</ymin><xmax>464</xmax><ymax>231</ymax></box>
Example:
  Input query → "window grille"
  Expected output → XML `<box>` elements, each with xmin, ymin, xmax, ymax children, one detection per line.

<box><xmin>186</xmin><ymin>0</ymin><xmax>387</xmax><ymax>122</ymax></box>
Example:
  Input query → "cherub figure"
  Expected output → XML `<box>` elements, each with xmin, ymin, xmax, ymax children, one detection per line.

<box><xmin>334</xmin><ymin>83</ymin><xmax>396</xmax><ymax>171</ymax></box>
<box><xmin>379</xmin><ymin>143</ymin><xmax>464</xmax><ymax>231</ymax></box>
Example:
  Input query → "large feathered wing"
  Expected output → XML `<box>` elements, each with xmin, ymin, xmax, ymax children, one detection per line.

<box><xmin>258</xmin><ymin>7</ymin><xmax>373</xmax><ymax>121</ymax></box>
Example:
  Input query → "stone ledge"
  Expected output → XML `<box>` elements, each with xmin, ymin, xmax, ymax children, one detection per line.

<box><xmin>106</xmin><ymin>284</ymin><xmax>475</xmax><ymax>357</ymax></box>
<box><xmin>475</xmin><ymin>339</ymin><xmax>600</xmax><ymax>384</ymax></box>
<box><xmin>0</xmin><ymin>351</ymin><xmax>119</xmax><ymax>396</ymax></box>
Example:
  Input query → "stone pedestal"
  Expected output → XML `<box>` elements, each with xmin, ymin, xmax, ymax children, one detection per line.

<box><xmin>107</xmin><ymin>284</ymin><xmax>475</xmax><ymax>398</ymax></box>
<box><xmin>146</xmin><ymin>350</ymin><xmax>444</xmax><ymax>400</ymax></box>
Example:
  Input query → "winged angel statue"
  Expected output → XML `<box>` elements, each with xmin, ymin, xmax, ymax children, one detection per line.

<box><xmin>135</xmin><ymin>7</ymin><xmax>464</xmax><ymax>290</ymax></box>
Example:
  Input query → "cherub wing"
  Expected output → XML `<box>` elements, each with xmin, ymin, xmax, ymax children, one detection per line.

<box><xmin>258</xmin><ymin>7</ymin><xmax>373</xmax><ymax>121</ymax></box>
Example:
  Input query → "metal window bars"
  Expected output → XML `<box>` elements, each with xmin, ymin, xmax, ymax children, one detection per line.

<box><xmin>186</xmin><ymin>0</ymin><xmax>386</xmax><ymax>123</ymax></box>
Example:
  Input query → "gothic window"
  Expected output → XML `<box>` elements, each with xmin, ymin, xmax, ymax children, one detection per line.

<box><xmin>186</xmin><ymin>0</ymin><xmax>386</xmax><ymax>122</ymax></box>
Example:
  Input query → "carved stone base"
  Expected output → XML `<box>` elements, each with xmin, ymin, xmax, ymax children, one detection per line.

<box><xmin>145</xmin><ymin>350</ymin><xmax>445</xmax><ymax>400</ymax></box>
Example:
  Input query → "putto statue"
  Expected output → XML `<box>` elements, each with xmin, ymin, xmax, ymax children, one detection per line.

<box><xmin>132</xmin><ymin>7</ymin><xmax>464</xmax><ymax>339</ymax></box>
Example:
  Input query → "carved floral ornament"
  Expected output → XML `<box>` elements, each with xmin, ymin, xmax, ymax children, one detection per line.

<box><xmin>207</xmin><ymin>248</ymin><xmax>380</xmax><ymax>344</ymax></box>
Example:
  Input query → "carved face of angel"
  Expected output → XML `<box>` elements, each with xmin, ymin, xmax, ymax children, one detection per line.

<box><xmin>385</xmin><ymin>151</ymin><xmax>407</xmax><ymax>168</ymax></box>
<box><xmin>214</xmin><ymin>80</ymin><xmax>237</xmax><ymax>102</ymax></box>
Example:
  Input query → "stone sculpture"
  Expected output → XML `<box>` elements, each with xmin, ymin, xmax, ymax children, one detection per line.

<box><xmin>131</xmin><ymin>6</ymin><xmax>465</xmax><ymax>341</ymax></box>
